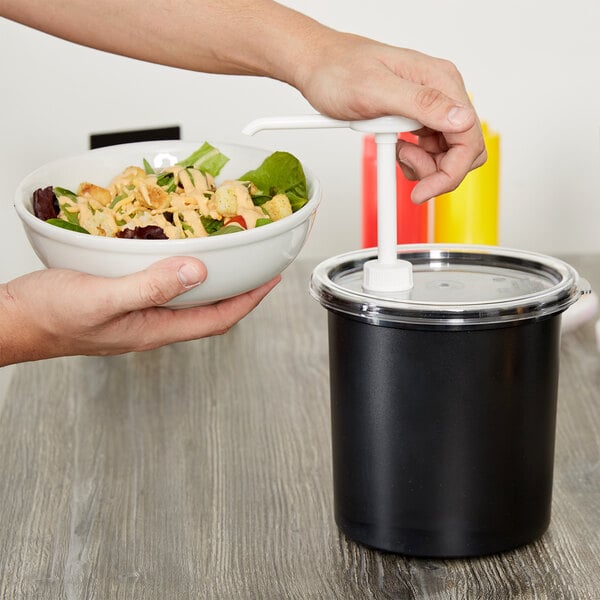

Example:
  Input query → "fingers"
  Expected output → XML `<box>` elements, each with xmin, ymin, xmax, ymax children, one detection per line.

<box><xmin>410</xmin><ymin>149</ymin><xmax>486</xmax><ymax>204</ymax></box>
<box><xmin>397</xmin><ymin>139</ymin><xmax>437</xmax><ymax>182</ymax></box>
<box><xmin>397</xmin><ymin>128</ymin><xmax>487</xmax><ymax>204</ymax></box>
<box><xmin>400</xmin><ymin>142</ymin><xmax>488</xmax><ymax>204</ymax></box>
<box><xmin>128</xmin><ymin>275</ymin><xmax>282</xmax><ymax>350</ymax></box>
<box><xmin>176</xmin><ymin>275</ymin><xmax>281</xmax><ymax>339</ymax></box>
<box><xmin>95</xmin><ymin>256</ymin><xmax>208</xmax><ymax>315</ymax></box>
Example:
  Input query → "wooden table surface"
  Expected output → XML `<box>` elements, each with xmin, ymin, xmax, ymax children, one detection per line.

<box><xmin>1</xmin><ymin>254</ymin><xmax>599</xmax><ymax>599</ymax></box>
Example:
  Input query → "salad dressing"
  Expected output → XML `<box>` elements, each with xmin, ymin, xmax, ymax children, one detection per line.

<box><xmin>33</xmin><ymin>142</ymin><xmax>309</xmax><ymax>240</ymax></box>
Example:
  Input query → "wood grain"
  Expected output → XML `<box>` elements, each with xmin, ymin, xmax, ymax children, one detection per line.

<box><xmin>0</xmin><ymin>255</ymin><xmax>599</xmax><ymax>599</ymax></box>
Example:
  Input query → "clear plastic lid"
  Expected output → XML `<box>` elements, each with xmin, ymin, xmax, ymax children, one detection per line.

<box><xmin>310</xmin><ymin>245</ymin><xmax>585</xmax><ymax>327</ymax></box>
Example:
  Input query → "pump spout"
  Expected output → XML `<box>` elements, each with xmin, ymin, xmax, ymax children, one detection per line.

<box><xmin>242</xmin><ymin>115</ymin><xmax>350</xmax><ymax>136</ymax></box>
<box><xmin>242</xmin><ymin>114</ymin><xmax>421</xmax><ymax>136</ymax></box>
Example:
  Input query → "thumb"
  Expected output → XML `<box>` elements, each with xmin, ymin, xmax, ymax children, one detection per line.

<box><xmin>381</xmin><ymin>76</ymin><xmax>475</xmax><ymax>135</ymax></box>
<box><xmin>103</xmin><ymin>257</ymin><xmax>207</xmax><ymax>312</ymax></box>
<box><xmin>409</xmin><ymin>86</ymin><xmax>475</xmax><ymax>133</ymax></box>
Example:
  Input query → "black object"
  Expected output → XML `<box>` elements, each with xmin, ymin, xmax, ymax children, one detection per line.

<box><xmin>327</xmin><ymin>311</ymin><xmax>560</xmax><ymax>557</ymax></box>
<box><xmin>310</xmin><ymin>245</ymin><xmax>585</xmax><ymax>557</ymax></box>
<box><xmin>116</xmin><ymin>225</ymin><xmax>168</xmax><ymax>239</ymax></box>
<box><xmin>32</xmin><ymin>186</ymin><xmax>59</xmax><ymax>220</ymax></box>
<box><xmin>90</xmin><ymin>126</ymin><xmax>181</xmax><ymax>149</ymax></box>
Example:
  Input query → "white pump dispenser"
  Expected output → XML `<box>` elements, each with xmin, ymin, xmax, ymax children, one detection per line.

<box><xmin>243</xmin><ymin>114</ymin><xmax>419</xmax><ymax>294</ymax></box>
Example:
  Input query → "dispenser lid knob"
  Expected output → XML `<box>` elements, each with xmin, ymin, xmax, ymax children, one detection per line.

<box><xmin>362</xmin><ymin>258</ymin><xmax>414</xmax><ymax>293</ymax></box>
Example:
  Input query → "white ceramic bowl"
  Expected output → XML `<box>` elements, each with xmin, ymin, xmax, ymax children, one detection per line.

<box><xmin>14</xmin><ymin>140</ymin><xmax>321</xmax><ymax>307</ymax></box>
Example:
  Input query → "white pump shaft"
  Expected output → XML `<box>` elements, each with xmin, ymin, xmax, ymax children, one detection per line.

<box><xmin>374</xmin><ymin>132</ymin><xmax>399</xmax><ymax>266</ymax></box>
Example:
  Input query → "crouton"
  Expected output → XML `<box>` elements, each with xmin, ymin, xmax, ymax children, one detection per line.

<box><xmin>263</xmin><ymin>193</ymin><xmax>292</xmax><ymax>221</ymax></box>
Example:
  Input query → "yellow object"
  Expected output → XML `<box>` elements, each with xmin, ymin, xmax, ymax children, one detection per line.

<box><xmin>434</xmin><ymin>122</ymin><xmax>500</xmax><ymax>244</ymax></box>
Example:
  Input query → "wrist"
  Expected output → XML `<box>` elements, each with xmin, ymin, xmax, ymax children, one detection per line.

<box><xmin>0</xmin><ymin>284</ymin><xmax>18</xmax><ymax>366</ymax></box>
<box><xmin>211</xmin><ymin>1</ymin><xmax>336</xmax><ymax>87</ymax></box>
<box><xmin>0</xmin><ymin>281</ymin><xmax>47</xmax><ymax>366</ymax></box>
<box><xmin>283</xmin><ymin>22</ymin><xmax>340</xmax><ymax>91</ymax></box>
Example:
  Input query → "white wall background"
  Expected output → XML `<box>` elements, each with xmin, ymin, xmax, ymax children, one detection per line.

<box><xmin>1</xmin><ymin>0</ymin><xmax>600</xmax><ymax>280</ymax></box>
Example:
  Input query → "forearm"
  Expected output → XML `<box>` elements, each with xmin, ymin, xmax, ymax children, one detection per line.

<box><xmin>2</xmin><ymin>0</ymin><xmax>485</xmax><ymax>206</ymax></box>
<box><xmin>0</xmin><ymin>0</ymin><xmax>331</xmax><ymax>87</ymax></box>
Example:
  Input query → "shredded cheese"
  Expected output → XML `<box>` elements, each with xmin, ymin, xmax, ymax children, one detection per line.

<box><xmin>55</xmin><ymin>161</ymin><xmax>276</xmax><ymax>238</ymax></box>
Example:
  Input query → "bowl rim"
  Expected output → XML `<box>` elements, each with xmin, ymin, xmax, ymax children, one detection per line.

<box><xmin>14</xmin><ymin>140</ymin><xmax>321</xmax><ymax>253</ymax></box>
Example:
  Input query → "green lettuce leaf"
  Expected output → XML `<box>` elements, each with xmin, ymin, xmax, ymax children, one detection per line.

<box><xmin>177</xmin><ymin>142</ymin><xmax>229</xmax><ymax>177</ymax></box>
<box><xmin>59</xmin><ymin>204</ymin><xmax>81</xmax><ymax>226</ymax></box>
<box><xmin>53</xmin><ymin>186</ymin><xmax>78</xmax><ymax>202</ymax></box>
<box><xmin>239</xmin><ymin>151</ymin><xmax>308</xmax><ymax>212</ymax></box>
<box><xmin>210</xmin><ymin>224</ymin><xmax>244</xmax><ymax>236</ymax></box>
<box><xmin>255</xmin><ymin>217</ymin><xmax>273</xmax><ymax>227</ymax></box>
<box><xmin>143</xmin><ymin>158</ymin><xmax>155</xmax><ymax>174</ymax></box>
<box><xmin>46</xmin><ymin>218</ymin><xmax>90</xmax><ymax>234</ymax></box>
<box><xmin>200</xmin><ymin>216</ymin><xmax>223</xmax><ymax>234</ymax></box>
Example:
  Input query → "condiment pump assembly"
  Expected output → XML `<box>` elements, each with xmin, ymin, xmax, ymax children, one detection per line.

<box><xmin>243</xmin><ymin>114</ymin><xmax>420</xmax><ymax>294</ymax></box>
<box><xmin>245</xmin><ymin>114</ymin><xmax>594</xmax><ymax>558</ymax></box>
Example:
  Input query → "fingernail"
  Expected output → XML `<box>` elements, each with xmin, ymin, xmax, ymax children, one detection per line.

<box><xmin>447</xmin><ymin>105</ymin><xmax>471</xmax><ymax>126</ymax></box>
<box><xmin>177</xmin><ymin>263</ymin><xmax>203</xmax><ymax>288</ymax></box>
<box><xmin>411</xmin><ymin>193</ymin><xmax>430</xmax><ymax>205</ymax></box>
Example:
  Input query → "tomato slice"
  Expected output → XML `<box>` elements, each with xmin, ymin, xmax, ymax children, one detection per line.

<box><xmin>225</xmin><ymin>215</ymin><xmax>247</xmax><ymax>229</ymax></box>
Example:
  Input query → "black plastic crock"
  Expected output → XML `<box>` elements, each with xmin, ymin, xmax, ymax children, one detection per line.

<box><xmin>310</xmin><ymin>244</ymin><xmax>588</xmax><ymax>558</ymax></box>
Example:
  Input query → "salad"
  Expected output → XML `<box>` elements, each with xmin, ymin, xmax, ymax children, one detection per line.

<box><xmin>32</xmin><ymin>142</ymin><xmax>308</xmax><ymax>239</ymax></box>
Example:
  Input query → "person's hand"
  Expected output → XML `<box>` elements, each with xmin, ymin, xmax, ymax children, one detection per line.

<box><xmin>294</xmin><ymin>32</ymin><xmax>486</xmax><ymax>203</ymax></box>
<box><xmin>0</xmin><ymin>257</ymin><xmax>280</xmax><ymax>366</ymax></box>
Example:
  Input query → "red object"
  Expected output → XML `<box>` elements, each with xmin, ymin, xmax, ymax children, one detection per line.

<box><xmin>225</xmin><ymin>215</ymin><xmax>247</xmax><ymax>229</ymax></box>
<box><xmin>361</xmin><ymin>133</ymin><xmax>428</xmax><ymax>248</ymax></box>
